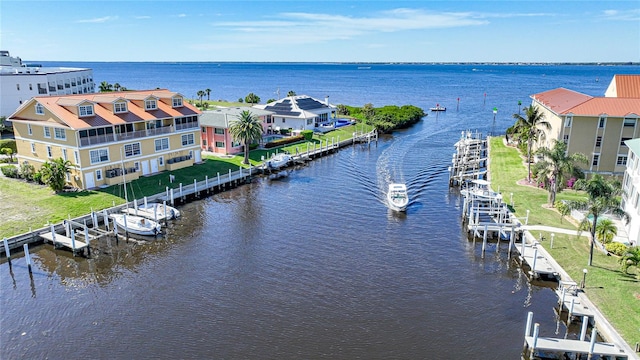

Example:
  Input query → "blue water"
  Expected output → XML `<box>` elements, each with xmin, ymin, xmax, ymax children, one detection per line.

<box><xmin>38</xmin><ymin>62</ymin><xmax>638</xmax><ymax>136</ymax></box>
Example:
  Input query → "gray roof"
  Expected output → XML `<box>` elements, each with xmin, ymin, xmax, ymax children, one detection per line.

<box><xmin>199</xmin><ymin>107</ymin><xmax>273</xmax><ymax>127</ymax></box>
<box><xmin>254</xmin><ymin>95</ymin><xmax>335</xmax><ymax>119</ymax></box>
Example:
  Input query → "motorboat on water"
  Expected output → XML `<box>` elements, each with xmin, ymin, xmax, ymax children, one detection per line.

<box><xmin>267</xmin><ymin>152</ymin><xmax>292</xmax><ymax>170</ymax></box>
<box><xmin>110</xmin><ymin>213</ymin><xmax>161</xmax><ymax>236</ymax></box>
<box><xmin>430</xmin><ymin>104</ymin><xmax>446</xmax><ymax>111</ymax></box>
<box><xmin>387</xmin><ymin>183</ymin><xmax>409</xmax><ymax>212</ymax></box>
<box><xmin>122</xmin><ymin>202</ymin><xmax>180</xmax><ymax>221</ymax></box>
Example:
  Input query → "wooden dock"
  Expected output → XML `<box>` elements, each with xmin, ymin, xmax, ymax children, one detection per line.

<box><xmin>516</xmin><ymin>242</ymin><xmax>559</xmax><ymax>279</ymax></box>
<box><xmin>556</xmin><ymin>281</ymin><xmax>595</xmax><ymax>320</ymax></box>
<box><xmin>524</xmin><ymin>336</ymin><xmax>628</xmax><ymax>359</ymax></box>
<box><xmin>40</xmin><ymin>232</ymin><xmax>88</xmax><ymax>254</ymax></box>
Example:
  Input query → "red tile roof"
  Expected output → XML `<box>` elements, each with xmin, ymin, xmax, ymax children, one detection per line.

<box><xmin>533</xmin><ymin>85</ymin><xmax>640</xmax><ymax>117</ymax></box>
<box><xmin>532</xmin><ymin>88</ymin><xmax>593</xmax><ymax>114</ymax></box>
<box><xmin>14</xmin><ymin>89</ymin><xmax>200</xmax><ymax>130</ymax></box>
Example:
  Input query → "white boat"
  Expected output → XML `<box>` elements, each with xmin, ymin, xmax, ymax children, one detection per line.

<box><xmin>387</xmin><ymin>183</ymin><xmax>409</xmax><ymax>212</ymax></box>
<box><xmin>430</xmin><ymin>105</ymin><xmax>446</xmax><ymax>112</ymax></box>
<box><xmin>123</xmin><ymin>202</ymin><xmax>180</xmax><ymax>221</ymax></box>
<box><xmin>460</xmin><ymin>179</ymin><xmax>502</xmax><ymax>201</ymax></box>
<box><xmin>110</xmin><ymin>213</ymin><xmax>161</xmax><ymax>236</ymax></box>
<box><xmin>267</xmin><ymin>153</ymin><xmax>292</xmax><ymax>170</ymax></box>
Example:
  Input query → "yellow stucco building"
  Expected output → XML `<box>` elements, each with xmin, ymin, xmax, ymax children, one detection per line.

<box><xmin>9</xmin><ymin>89</ymin><xmax>202</xmax><ymax>189</ymax></box>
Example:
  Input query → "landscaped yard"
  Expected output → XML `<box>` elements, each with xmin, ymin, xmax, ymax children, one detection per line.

<box><xmin>489</xmin><ymin>136</ymin><xmax>639</xmax><ymax>348</ymax></box>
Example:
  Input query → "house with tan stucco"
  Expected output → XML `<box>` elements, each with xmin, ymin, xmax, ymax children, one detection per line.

<box><xmin>9</xmin><ymin>89</ymin><xmax>201</xmax><ymax>189</ymax></box>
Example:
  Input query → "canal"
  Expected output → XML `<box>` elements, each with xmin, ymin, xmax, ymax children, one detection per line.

<box><xmin>1</xmin><ymin>113</ymin><xmax>573</xmax><ymax>359</ymax></box>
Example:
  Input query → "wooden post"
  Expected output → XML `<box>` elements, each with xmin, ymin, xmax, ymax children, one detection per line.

<box><xmin>144</xmin><ymin>196</ymin><xmax>148</xmax><ymax>208</ymax></box>
<box><xmin>23</xmin><ymin>244</ymin><xmax>32</xmax><ymax>273</ymax></box>
<box><xmin>531</xmin><ymin>246</ymin><xmax>538</xmax><ymax>277</ymax></box>
<box><xmin>525</xmin><ymin>210</ymin><xmax>530</xmax><ymax>225</ymax></box>
<box><xmin>134</xmin><ymin>198</ymin><xmax>138</xmax><ymax>216</ymax></box>
<box><xmin>103</xmin><ymin>210</ymin><xmax>110</xmax><ymax>231</ymax></box>
<box><xmin>531</xmin><ymin>323</ymin><xmax>540</xmax><ymax>357</ymax></box>
<box><xmin>560</xmin><ymin>287</ymin><xmax>566</xmax><ymax>306</ymax></box>
<box><xmin>580</xmin><ymin>315</ymin><xmax>589</xmax><ymax>341</ymax></box>
<box><xmin>524</xmin><ymin>311</ymin><xmax>534</xmax><ymax>346</ymax></box>
<box><xmin>205</xmin><ymin>175</ymin><xmax>209</xmax><ymax>192</ymax></box>
<box><xmin>569</xmin><ymin>298</ymin><xmax>575</xmax><ymax>321</ymax></box>
<box><xmin>550</xmin><ymin>233</ymin><xmax>555</xmax><ymax>249</ymax></box>
<box><xmin>163</xmin><ymin>201</ymin><xmax>167</xmax><ymax>221</ymax></box>
<box><xmin>194</xmin><ymin>179</ymin><xmax>198</xmax><ymax>197</ymax></box>
<box><xmin>3</xmin><ymin>238</ymin><xmax>10</xmax><ymax>264</ymax></box>
<box><xmin>51</xmin><ymin>224</ymin><xmax>57</xmax><ymax>247</ymax></box>
<box><xmin>179</xmin><ymin>183</ymin><xmax>183</xmax><ymax>198</ymax></box>
<box><xmin>482</xmin><ymin>224</ymin><xmax>488</xmax><ymax>254</ymax></box>
<box><xmin>588</xmin><ymin>327</ymin><xmax>597</xmax><ymax>359</ymax></box>
<box><xmin>70</xmin><ymin>227</ymin><xmax>77</xmax><ymax>256</ymax></box>
<box><xmin>170</xmin><ymin>188</ymin><xmax>175</xmax><ymax>206</ymax></box>
<box><xmin>84</xmin><ymin>225</ymin><xmax>90</xmax><ymax>256</ymax></box>
<box><xmin>217</xmin><ymin>172</ymin><xmax>221</xmax><ymax>188</ymax></box>
<box><xmin>166</xmin><ymin>186</ymin><xmax>169</xmax><ymax>200</ymax></box>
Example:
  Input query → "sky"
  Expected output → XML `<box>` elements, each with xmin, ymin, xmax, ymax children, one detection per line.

<box><xmin>1</xmin><ymin>0</ymin><xmax>639</xmax><ymax>63</ymax></box>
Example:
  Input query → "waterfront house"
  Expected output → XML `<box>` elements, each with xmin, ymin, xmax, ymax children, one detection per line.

<box><xmin>252</xmin><ymin>95</ymin><xmax>337</xmax><ymax>133</ymax></box>
<box><xmin>199</xmin><ymin>107</ymin><xmax>274</xmax><ymax>155</ymax></box>
<box><xmin>9</xmin><ymin>89</ymin><xmax>201</xmax><ymax>189</ymax></box>
<box><xmin>531</xmin><ymin>74</ymin><xmax>640</xmax><ymax>177</ymax></box>
<box><xmin>0</xmin><ymin>50</ymin><xmax>95</xmax><ymax>118</ymax></box>
<box><xmin>621</xmin><ymin>138</ymin><xmax>640</xmax><ymax>246</ymax></box>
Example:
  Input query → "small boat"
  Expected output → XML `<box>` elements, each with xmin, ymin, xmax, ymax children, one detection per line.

<box><xmin>430</xmin><ymin>104</ymin><xmax>446</xmax><ymax>111</ymax></box>
<box><xmin>110</xmin><ymin>213</ymin><xmax>161</xmax><ymax>236</ymax></box>
<box><xmin>387</xmin><ymin>183</ymin><xmax>409</xmax><ymax>212</ymax></box>
<box><xmin>460</xmin><ymin>179</ymin><xmax>502</xmax><ymax>201</ymax></box>
<box><xmin>267</xmin><ymin>153</ymin><xmax>292</xmax><ymax>170</ymax></box>
<box><xmin>123</xmin><ymin>202</ymin><xmax>180</xmax><ymax>221</ymax></box>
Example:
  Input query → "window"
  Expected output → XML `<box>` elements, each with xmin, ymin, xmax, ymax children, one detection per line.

<box><xmin>181</xmin><ymin>133</ymin><xmax>194</xmax><ymax>146</ymax></box>
<box><xmin>595</xmin><ymin>136</ymin><xmax>602</xmax><ymax>147</ymax></box>
<box><xmin>232</xmin><ymin>141</ymin><xmax>241</xmax><ymax>147</ymax></box>
<box><xmin>266</xmin><ymin>115</ymin><xmax>272</xmax><ymax>124</ymax></box>
<box><xmin>564</xmin><ymin>116</ymin><xmax>572</xmax><ymax>127</ymax></box>
<box><xmin>617</xmin><ymin>155</ymin><xmax>628</xmax><ymax>166</ymax></box>
<box><xmin>124</xmin><ymin>142</ymin><xmax>141</xmax><ymax>157</ymax></box>
<box><xmin>74</xmin><ymin>151</ymin><xmax>80</xmax><ymax>165</ymax></box>
<box><xmin>158</xmin><ymin>156</ymin><xmax>164</xmax><ymax>166</ymax></box>
<box><xmin>214</xmin><ymin>128</ymin><xmax>225</xmax><ymax>134</ymax></box>
<box><xmin>624</xmin><ymin>118</ymin><xmax>636</xmax><ymax>127</ymax></box>
<box><xmin>35</xmin><ymin>103</ymin><xmax>44</xmax><ymax>115</ymax></box>
<box><xmin>145</xmin><ymin>99</ymin><xmax>157</xmax><ymax>110</ymax></box>
<box><xmin>90</xmin><ymin>149</ymin><xmax>109</xmax><ymax>164</ymax></box>
<box><xmin>621</xmin><ymin>137</ymin><xmax>631</xmax><ymax>146</ymax></box>
<box><xmin>16</xmin><ymin>84</ymin><xmax>20</xmax><ymax>91</ymax></box>
<box><xmin>79</xmin><ymin>104</ymin><xmax>94</xmax><ymax>116</ymax></box>
<box><xmin>563</xmin><ymin>135</ymin><xmax>569</xmax><ymax>144</ymax></box>
<box><xmin>592</xmin><ymin>154</ymin><xmax>600</xmax><ymax>166</ymax></box>
<box><xmin>598</xmin><ymin>117</ymin><xmax>606</xmax><ymax>128</ymax></box>
<box><xmin>215</xmin><ymin>141</ymin><xmax>225</xmax><ymax>148</ymax></box>
<box><xmin>27</xmin><ymin>124</ymin><xmax>32</xmax><ymax>135</ymax></box>
<box><xmin>114</xmin><ymin>102</ymin><xmax>127</xmax><ymax>113</ymax></box>
<box><xmin>29</xmin><ymin>84</ymin><xmax>33</xmax><ymax>91</ymax></box>
<box><xmin>202</xmin><ymin>139</ymin><xmax>207</xmax><ymax>146</ymax></box>
<box><xmin>172</xmin><ymin>97</ymin><xmax>183</xmax><ymax>107</ymax></box>
<box><xmin>62</xmin><ymin>149</ymin><xmax>68</xmax><ymax>161</ymax></box>
<box><xmin>31</xmin><ymin>143</ymin><xmax>36</xmax><ymax>153</ymax></box>
<box><xmin>96</xmin><ymin>169</ymin><xmax>103</xmax><ymax>181</ymax></box>
<box><xmin>307</xmin><ymin>119</ymin><xmax>313</xmax><ymax>125</ymax></box>
<box><xmin>134</xmin><ymin>162</ymin><xmax>140</xmax><ymax>171</ymax></box>
<box><xmin>54</xmin><ymin>128</ymin><xmax>66</xmax><ymax>140</ymax></box>
<box><xmin>155</xmin><ymin>138</ymin><xmax>169</xmax><ymax>151</ymax></box>
<box><xmin>46</xmin><ymin>146</ymin><xmax>52</xmax><ymax>158</ymax></box>
<box><xmin>44</xmin><ymin>126</ymin><xmax>51</xmax><ymax>138</ymax></box>
<box><xmin>202</xmin><ymin>127</ymin><xmax>206</xmax><ymax>133</ymax></box>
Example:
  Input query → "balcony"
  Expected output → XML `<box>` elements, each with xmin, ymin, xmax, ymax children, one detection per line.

<box><xmin>166</xmin><ymin>154</ymin><xmax>193</xmax><ymax>171</ymax></box>
<box><xmin>104</xmin><ymin>167</ymin><xmax>139</xmax><ymax>186</ymax></box>
<box><xmin>79</xmin><ymin>126</ymin><xmax>175</xmax><ymax>147</ymax></box>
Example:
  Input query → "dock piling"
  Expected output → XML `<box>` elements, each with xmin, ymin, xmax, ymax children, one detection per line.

<box><xmin>580</xmin><ymin>315</ymin><xmax>589</xmax><ymax>341</ymax></box>
<box><xmin>524</xmin><ymin>311</ymin><xmax>534</xmax><ymax>346</ymax></box>
<box><xmin>23</xmin><ymin>244</ymin><xmax>32</xmax><ymax>273</ymax></box>
<box><xmin>3</xmin><ymin>238</ymin><xmax>10</xmax><ymax>264</ymax></box>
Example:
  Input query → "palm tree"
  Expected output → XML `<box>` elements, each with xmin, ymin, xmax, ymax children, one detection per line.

<box><xmin>40</xmin><ymin>158</ymin><xmax>72</xmax><ymax>193</ymax></box>
<box><xmin>113</xmin><ymin>83</ymin><xmax>121</xmax><ymax>91</ymax></box>
<box><xmin>620</xmin><ymin>247</ymin><xmax>640</xmax><ymax>275</ymax></box>
<box><xmin>197</xmin><ymin>90</ymin><xmax>206</xmax><ymax>106</ymax></box>
<box><xmin>228</xmin><ymin>110</ymin><xmax>263</xmax><ymax>165</ymax></box>
<box><xmin>99</xmin><ymin>81</ymin><xmax>113</xmax><ymax>92</ymax></box>
<box><xmin>595</xmin><ymin>218</ymin><xmax>617</xmax><ymax>244</ymax></box>
<box><xmin>568</xmin><ymin>174</ymin><xmax>628</xmax><ymax>266</ymax></box>
<box><xmin>511</xmin><ymin>105</ymin><xmax>551</xmax><ymax>182</ymax></box>
<box><xmin>205</xmin><ymin>88</ymin><xmax>211</xmax><ymax>101</ymax></box>
<box><xmin>245</xmin><ymin>93</ymin><xmax>260</xmax><ymax>105</ymax></box>
<box><xmin>287</xmin><ymin>90</ymin><xmax>296</xmax><ymax>97</ymax></box>
<box><xmin>534</xmin><ymin>140</ymin><xmax>587</xmax><ymax>205</ymax></box>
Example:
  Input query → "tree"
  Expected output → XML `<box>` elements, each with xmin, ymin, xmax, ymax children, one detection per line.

<box><xmin>99</xmin><ymin>81</ymin><xmax>113</xmax><ymax>92</ymax></box>
<box><xmin>337</xmin><ymin>104</ymin><xmax>349</xmax><ymax>116</ymax></box>
<box><xmin>113</xmin><ymin>83</ymin><xmax>121</xmax><ymax>91</ymax></box>
<box><xmin>568</xmin><ymin>174</ymin><xmax>628</xmax><ymax>266</ymax></box>
<box><xmin>511</xmin><ymin>105</ymin><xmax>551</xmax><ymax>182</ymax></box>
<box><xmin>287</xmin><ymin>90</ymin><xmax>296</xmax><ymax>97</ymax></box>
<box><xmin>197</xmin><ymin>90</ymin><xmax>206</xmax><ymax>106</ymax></box>
<box><xmin>620</xmin><ymin>247</ymin><xmax>640</xmax><ymax>275</ymax></box>
<box><xmin>595</xmin><ymin>218</ymin><xmax>617</xmax><ymax>244</ymax></box>
<box><xmin>0</xmin><ymin>116</ymin><xmax>6</xmax><ymax>133</ymax></box>
<box><xmin>245</xmin><ymin>93</ymin><xmax>260</xmax><ymax>105</ymax></box>
<box><xmin>40</xmin><ymin>158</ymin><xmax>72</xmax><ymax>193</ymax></box>
<box><xmin>228</xmin><ymin>110</ymin><xmax>263</xmax><ymax>165</ymax></box>
<box><xmin>0</xmin><ymin>147</ymin><xmax>14</xmax><ymax>162</ymax></box>
<box><xmin>534</xmin><ymin>140</ymin><xmax>587</xmax><ymax>205</ymax></box>
<box><xmin>266</xmin><ymin>98</ymin><xmax>277</xmax><ymax>104</ymax></box>
<box><xmin>363</xmin><ymin>103</ymin><xmax>375</xmax><ymax>120</ymax></box>
<box><xmin>205</xmin><ymin>88</ymin><xmax>212</xmax><ymax>101</ymax></box>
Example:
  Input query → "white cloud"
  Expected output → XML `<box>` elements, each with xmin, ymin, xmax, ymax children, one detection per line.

<box><xmin>135</xmin><ymin>15</ymin><xmax>151</xmax><ymax>20</ymax></box>
<box><xmin>76</xmin><ymin>16</ymin><xmax>118</xmax><ymax>24</ymax></box>
<box><xmin>600</xmin><ymin>8</ymin><xmax>640</xmax><ymax>21</ymax></box>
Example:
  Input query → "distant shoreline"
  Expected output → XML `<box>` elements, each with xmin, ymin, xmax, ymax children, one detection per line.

<box><xmin>29</xmin><ymin>61</ymin><xmax>640</xmax><ymax>66</ymax></box>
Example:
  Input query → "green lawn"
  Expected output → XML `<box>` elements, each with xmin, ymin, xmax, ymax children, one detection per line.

<box><xmin>489</xmin><ymin>137</ymin><xmax>639</xmax><ymax>348</ymax></box>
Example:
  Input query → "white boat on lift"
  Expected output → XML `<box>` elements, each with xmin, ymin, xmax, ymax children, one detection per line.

<box><xmin>110</xmin><ymin>213</ymin><xmax>161</xmax><ymax>236</ymax></box>
<box><xmin>387</xmin><ymin>183</ymin><xmax>409</xmax><ymax>212</ymax></box>
<box><xmin>267</xmin><ymin>152</ymin><xmax>292</xmax><ymax>170</ymax></box>
<box><xmin>122</xmin><ymin>202</ymin><xmax>180</xmax><ymax>221</ymax></box>
<box><xmin>460</xmin><ymin>179</ymin><xmax>502</xmax><ymax>201</ymax></box>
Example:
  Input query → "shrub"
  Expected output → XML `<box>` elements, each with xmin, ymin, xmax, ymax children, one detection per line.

<box><xmin>605</xmin><ymin>242</ymin><xmax>628</xmax><ymax>256</ymax></box>
<box><xmin>264</xmin><ymin>135</ymin><xmax>304</xmax><ymax>149</ymax></box>
<box><xmin>0</xmin><ymin>139</ymin><xmax>16</xmax><ymax>153</ymax></box>
<box><xmin>1</xmin><ymin>165</ymin><xmax>18</xmax><ymax>178</ymax></box>
<box><xmin>301</xmin><ymin>130</ymin><xmax>313</xmax><ymax>141</ymax></box>
<box><xmin>20</xmin><ymin>162</ymin><xmax>36</xmax><ymax>181</ymax></box>
<box><xmin>33</xmin><ymin>171</ymin><xmax>43</xmax><ymax>184</ymax></box>
<box><xmin>248</xmin><ymin>143</ymin><xmax>259</xmax><ymax>150</ymax></box>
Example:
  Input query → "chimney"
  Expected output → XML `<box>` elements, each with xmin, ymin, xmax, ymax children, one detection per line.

<box><xmin>325</xmin><ymin>96</ymin><xmax>329</xmax><ymax>105</ymax></box>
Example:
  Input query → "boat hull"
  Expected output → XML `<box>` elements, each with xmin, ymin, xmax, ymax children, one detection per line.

<box><xmin>124</xmin><ymin>203</ymin><xmax>181</xmax><ymax>221</ymax></box>
<box><xmin>387</xmin><ymin>183</ymin><xmax>409</xmax><ymax>212</ymax></box>
<box><xmin>267</xmin><ymin>154</ymin><xmax>292</xmax><ymax>170</ymax></box>
<box><xmin>110</xmin><ymin>213</ymin><xmax>161</xmax><ymax>236</ymax></box>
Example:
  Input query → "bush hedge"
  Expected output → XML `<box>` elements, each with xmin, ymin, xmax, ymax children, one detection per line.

<box><xmin>264</xmin><ymin>135</ymin><xmax>305</xmax><ymax>149</ymax></box>
<box><xmin>605</xmin><ymin>242</ymin><xmax>628</xmax><ymax>256</ymax></box>
<box><xmin>1</xmin><ymin>165</ymin><xmax>18</xmax><ymax>178</ymax></box>
<box><xmin>0</xmin><ymin>139</ymin><xmax>16</xmax><ymax>153</ymax></box>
